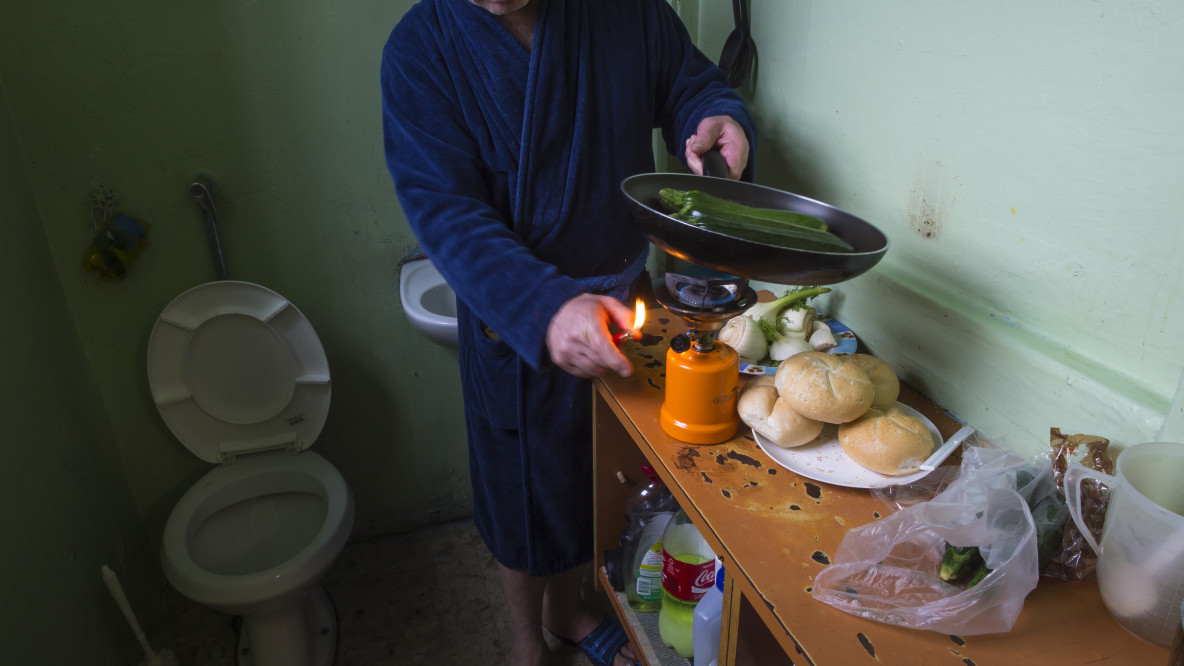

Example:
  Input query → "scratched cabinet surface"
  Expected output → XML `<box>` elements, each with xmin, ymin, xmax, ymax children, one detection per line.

<box><xmin>595</xmin><ymin>310</ymin><xmax>1165</xmax><ymax>665</ymax></box>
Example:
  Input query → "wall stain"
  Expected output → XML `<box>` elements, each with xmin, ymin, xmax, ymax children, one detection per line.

<box><xmin>856</xmin><ymin>633</ymin><xmax>876</xmax><ymax>658</ymax></box>
<box><xmin>910</xmin><ymin>195</ymin><xmax>941</xmax><ymax>239</ymax></box>
<box><xmin>908</xmin><ymin>162</ymin><xmax>953</xmax><ymax>241</ymax></box>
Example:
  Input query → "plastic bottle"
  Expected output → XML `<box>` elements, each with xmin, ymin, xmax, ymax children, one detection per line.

<box><xmin>659</xmin><ymin>509</ymin><xmax>717</xmax><ymax>658</ymax></box>
<box><xmin>692</xmin><ymin>564</ymin><xmax>725</xmax><ymax>666</ymax></box>
<box><xmin>620</xmin><ymin>467</ymin><xmax>679</xmax><ymax>612</ymax></box>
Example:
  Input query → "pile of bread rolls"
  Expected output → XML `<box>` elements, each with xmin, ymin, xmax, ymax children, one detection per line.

<box><xmin>738</xmin><ymin>351</ymin><xmax>935</xmax><ymax>476</ymax></box>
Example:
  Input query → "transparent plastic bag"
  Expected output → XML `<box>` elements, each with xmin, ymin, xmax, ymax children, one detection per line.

<box><xmin>1043</xmin><ymin>428</ymin><xmax>1114</xmax><ymax>581</ymax></box>
<box><xmin>868</xmin><ymin>431</ymin><xmax>999</xmax><ymax>510</ymax></box>
<box><xmin>812</xmin><ymin>447</ymin><xmax>1041</xmax><ymax>635</ymax></box>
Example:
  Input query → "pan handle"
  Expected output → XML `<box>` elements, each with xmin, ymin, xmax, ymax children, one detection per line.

<box><xmin>703</xmin><ymin>148</ymin><xmax>729</xmax><ymax>179</ymax></box>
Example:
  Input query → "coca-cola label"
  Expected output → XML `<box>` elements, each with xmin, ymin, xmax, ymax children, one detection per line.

<box><xmin>661</xmin><ymin>550</ymin><xmax>715</xmax><ymax>603</ymax></box>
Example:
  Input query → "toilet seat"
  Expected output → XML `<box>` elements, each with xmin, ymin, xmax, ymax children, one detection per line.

<box><xmin>147</xmin><ymin>281</ymin><xmax>331</xmax><ymax>463</ymax></box>
<box><xmin>161</xmin><ymin>449</ymin><xmax>353</xmax><ymax>612</ymax></box>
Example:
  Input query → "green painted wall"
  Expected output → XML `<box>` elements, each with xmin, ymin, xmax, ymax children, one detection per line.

<box><xmin>4</xmin><ymin>0</ymin><xmax>1184</xmax><ymax>654</ymax></box>
<box><xmin>0</xmin><ymin>0</ymin><xmax>470</xmax><ymax>555</ymax></box>
<box><xmin>688</xmin><ymin>1</ymin><xmax>1184</xmax><ymax>455</ymax></box>
<box><xmin>0</xmin><ymin>83</ymin><xmax>143</xmax><ymax>665</ymax></box>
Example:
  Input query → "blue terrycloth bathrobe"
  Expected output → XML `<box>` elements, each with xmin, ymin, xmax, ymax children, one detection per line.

<box><xmin>381</xmin><ymin>0</ymin><xmax>755</xmax><ymax>575</ymax></box>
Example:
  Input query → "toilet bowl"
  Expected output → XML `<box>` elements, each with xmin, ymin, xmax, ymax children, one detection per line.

<box><xmin>148</xmin><ymin>281</ymin><xmax>354</xmax><ymax>666</ymax></box>
<box><xmin>399</xmin><ymin>257</ymin><xmax>458</xmax><ymax>349</ymax></box>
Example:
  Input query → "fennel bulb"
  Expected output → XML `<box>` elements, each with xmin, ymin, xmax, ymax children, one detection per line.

<box><xmin>719</xmin><ymin>315</ymin><xmax>767</xmax><ymax>363</ymax></box>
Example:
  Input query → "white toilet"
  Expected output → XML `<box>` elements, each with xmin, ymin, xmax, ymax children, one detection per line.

<box><xmin>147</xmin><ymin>281</ymin><xmax>355</xmax><ymax>666</ymax></box>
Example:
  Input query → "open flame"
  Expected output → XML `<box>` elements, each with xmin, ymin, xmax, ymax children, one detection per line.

<box><xmin>613</xmin><ymin>299</ymin><xmax>647</xmax><ymax>346</ymax></box>
<box><xmin>631</xmin><ymin>299</ymin><xmax>646</xmax><ymax>332</ymax></box>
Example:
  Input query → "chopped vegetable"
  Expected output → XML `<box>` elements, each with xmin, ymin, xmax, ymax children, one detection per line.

<box><xmin>966</xmin><ymin>564</ymin><xmax>992</xmax><ymax>588</ymax></box>
<box><xmin>718</xmin><ymin>286</ymin><xmax>831</xmax><ymax>365</ymax></box>
<box><xmin>939</xmin><ymin>545</ymin><xmax>985</xmax><ymax>582</ymax></box>
<box><xmin>808</xmin><ymin>320</ymin><xmax>837</xmax><ymax>352</ymax></box>
<box><xmin>768</xmin><ymin>335</ymin><xmax>814</xmax><ymax>362</ymax></box>
<box><xmin>747</xmin><ymin>286</ymin><xmax>829</xmax><ymax>344</ymax></box>
<box><xmin>717</xmin><ymin>314</ymin><xmax>768</xmax><ymax>363</ymax></box>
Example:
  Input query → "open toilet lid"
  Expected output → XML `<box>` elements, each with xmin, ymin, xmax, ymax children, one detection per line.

<box><xmin>147</xmin><ymin>281</ymin><xmax>331</xmax><ymax>463</ymax></box>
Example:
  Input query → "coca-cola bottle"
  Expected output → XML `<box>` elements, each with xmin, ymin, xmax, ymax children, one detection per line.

<box><xmin>658</xmin><ymin>508</ymin><xmax>717</xmax><ymax>658</ymax></box>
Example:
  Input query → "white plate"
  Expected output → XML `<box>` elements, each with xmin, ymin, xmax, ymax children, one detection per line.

<box><xmin>752</xmin><ymin>403</ymin><xmax>946</xmax><ymax>489</ymax></box>
<box><xmin>738</xmin><ymin>316</ymin><xmax>857</xmax><ymax>375</ymax></box>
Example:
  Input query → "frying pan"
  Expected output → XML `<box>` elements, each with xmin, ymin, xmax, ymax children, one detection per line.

<box><xmin>621</xmin><ymin>151</ymin><xmax>888</xmax><ymax>285</ymax></box>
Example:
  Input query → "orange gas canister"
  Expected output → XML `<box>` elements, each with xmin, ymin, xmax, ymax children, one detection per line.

<box><xmin>659</xmin><ymin>334</ymin><xmax>740</xmax><ymax>444</ymax></box>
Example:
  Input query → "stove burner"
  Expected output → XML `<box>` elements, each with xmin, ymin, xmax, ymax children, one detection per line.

<box><xmin>656</xmin><ymin>272</ymin><xmax>756</xmax><ymax>352</ymax></box>
<box><xmin>664</xmin><ymin>273</ymin><xmax>749</xmax><ymax>310</ymax></box>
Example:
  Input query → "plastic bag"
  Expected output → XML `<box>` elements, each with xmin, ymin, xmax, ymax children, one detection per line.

<box><xmin>812</xmin><ymin>447</ymin><xmax>1041</xmax><ymax>635</ymax></box>
<box><xmin>1043</xmin><ymin>428</ymin><xmax>1114</xmax><ymax>581</ymax></box>
<box><xmin>869</xmin><ymin>431</ymin><xmax>996</xmax><ymax>510</ymax></box>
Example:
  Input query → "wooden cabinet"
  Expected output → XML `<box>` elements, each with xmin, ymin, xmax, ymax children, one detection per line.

<box><xmin>591</xmin><ymin>309</ymin><xmax>1166</xmax><ymax>665</ymax></box>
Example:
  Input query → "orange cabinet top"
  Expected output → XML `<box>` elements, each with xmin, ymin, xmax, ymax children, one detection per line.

<box><xmin>595</xmin><ymin>308</ymin><xmax>1165</xmax><ymax>665</ymax></box>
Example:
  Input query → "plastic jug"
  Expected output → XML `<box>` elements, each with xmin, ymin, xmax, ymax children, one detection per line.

<box><xmin>692</xmin><ymin>564</ymin><xmax>725</xmax><ymax>666</ymax></box>
<box><xmin>1066</xmin><ymin>441</ymin><xmax>1184</xmax><ymax>648</ymax></box>
<box><xmin>659</xmin><ymin>509</ymin><xmax>717</xmax><ymax>658</ymax></box>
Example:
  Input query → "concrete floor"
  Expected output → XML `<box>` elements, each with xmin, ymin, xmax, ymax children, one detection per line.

<box><xmin>163</xmin><ymin>518</ymin><xmax>600</xmax><ymax>665</ymax></box>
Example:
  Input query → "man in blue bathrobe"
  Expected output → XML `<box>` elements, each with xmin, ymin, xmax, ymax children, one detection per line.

<box><xmin>382</xmin><ymin>1</ymin><xmax>754</xmax><ymax>663</ymax></box>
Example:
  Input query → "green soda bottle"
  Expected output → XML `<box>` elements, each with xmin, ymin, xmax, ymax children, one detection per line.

<box><xmin>658</xmin><ymin>509</ymin><xmax>717</xmax><ymax>658</ymax></box>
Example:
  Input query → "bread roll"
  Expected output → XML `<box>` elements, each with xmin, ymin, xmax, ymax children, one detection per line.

<box><xmin>774</xmin><ymin>351</ymin><xmax>873</xmax><ymax>424</ymax></box>
<box><xmin>738</xmin><ymin>377</ymin><xmax>824</xmax><ymax>448</ymax></box>
<box><xmin>847</xmin><ymin>354</ymin><xmax>900</xmax><ymax>408</ymax></box>
<box><xmin>838</xmin><ymin>405</ymin><xmax>934</xmax><ymax>476</ymax></box>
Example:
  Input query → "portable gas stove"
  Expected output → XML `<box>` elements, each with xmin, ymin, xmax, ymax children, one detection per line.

<box><xmin>621</xmin><ymin>153</ymin><xmax>889</xmax><ymax>445</ymax></box>
<box><xmin>653</xmin><ymin>272</ymin><xmax>757</xmax><ymax>444</ymax></box>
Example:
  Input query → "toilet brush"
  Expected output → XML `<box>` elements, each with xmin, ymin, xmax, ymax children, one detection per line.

<box><xmin>101</xmin><ymin>565</ymin><xmax>180</xmax><ymax>666</ymax></box>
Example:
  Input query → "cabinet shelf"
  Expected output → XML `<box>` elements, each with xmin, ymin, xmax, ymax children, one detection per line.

<box><xmin>596</xmin><ymin>567</ymin><xmax>690</xmax><ymax>666</ymax></box>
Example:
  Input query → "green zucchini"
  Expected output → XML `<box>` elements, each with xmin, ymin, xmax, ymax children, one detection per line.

<box><xmin>682</xmin><ymin>211</ymin><xmax>854</xmax><ymax>253</ymax></box>
<box><xmin>658</xmin><ymin>188</ymin><xmax>829</xmax><ymax>231</ymax></box>
<box><xmin>939</xmin><ymin>545</ymin><xmax>984</xmax><ymax>582</ymax></box>
<box><xmin>966</xmin><ymin>563</ymin><xmax>992</xmax><ymax>589</ymax></box>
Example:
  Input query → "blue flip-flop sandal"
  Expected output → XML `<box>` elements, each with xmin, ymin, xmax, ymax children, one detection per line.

<box><xmin>549</xmin><ymin>616</ymin><xmax>640</xmax><ymax>666</ymax></box>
